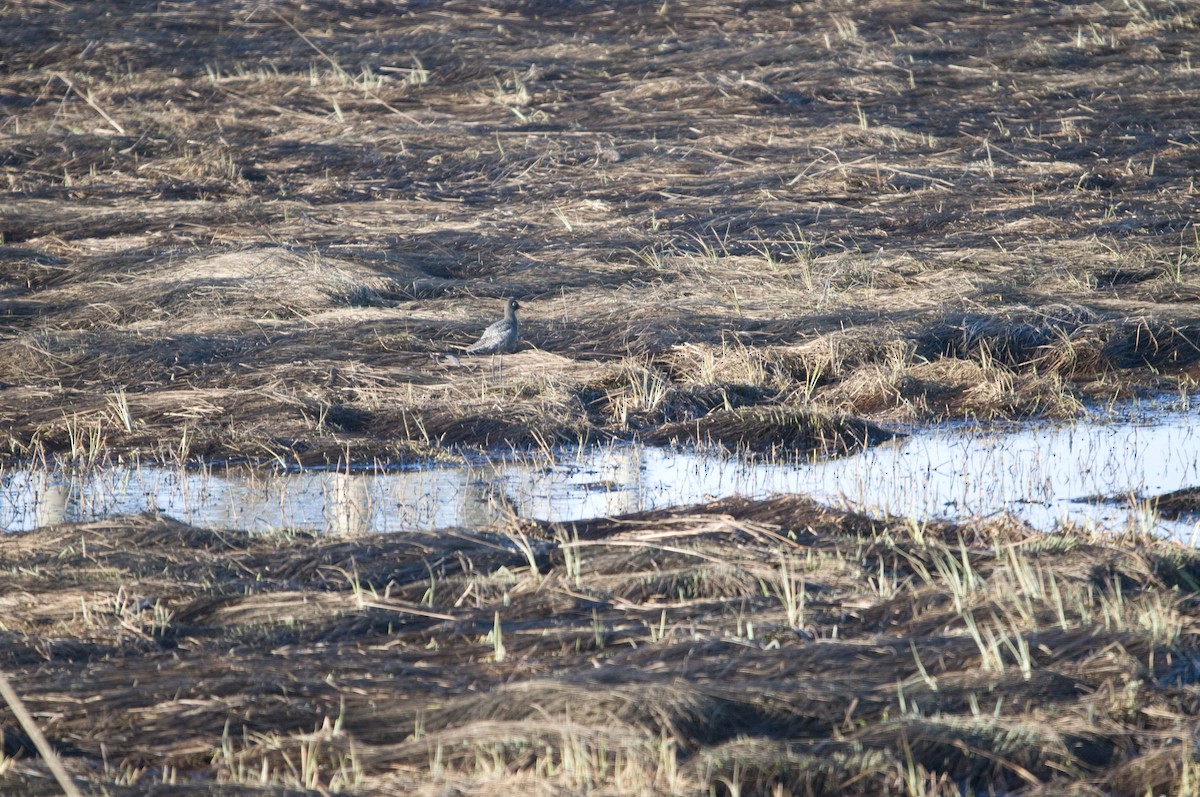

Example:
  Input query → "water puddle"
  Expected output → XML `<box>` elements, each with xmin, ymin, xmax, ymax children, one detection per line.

<box><xmin>4</xmin><ymin>405</ymin><xmax>1200</xmax><ymax>540</ymax></box>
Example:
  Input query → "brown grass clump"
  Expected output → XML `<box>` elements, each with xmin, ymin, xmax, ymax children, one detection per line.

<box><xmin>0</xmin><ymin>497</ymin><xmax>1198</xmax><ymax>794</ymax></box>
<box><xmin>917</xmin><ymin>305</ymin><xmax>1104</xmax><ymax>371</ymax></box>
<box><xmin>1143</xmin><ymin>486</ymin><xmax>1200</xmax><ymax>522</ymax></box>
<box><xmin>919</xmin><ymin>307</ymin><xmax>1200</xmax><ymax>381</ymax></box>
<box><xmin>647</xmin><ymin>405</ymin><xmax>899</xmax><ymax>456</ymax></box>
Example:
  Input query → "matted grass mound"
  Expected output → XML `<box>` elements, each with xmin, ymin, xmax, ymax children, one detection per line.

<box><xmin>917</xmin><ymin>305</ymin><xmax>1103</xmax><ymax>370</ymax></box>
<box><xmin>1143</xmin><ymin>485</ymin><xmax>1200</xmax><ymax>522</ymax></box>
<box><xmin>647</xmin><ymin>406</ymin><xmax>900</xmax><ymax>455</ymax></box>
<box><xmin>918</xmin><ymin>306</ymin><xmax>1200</xmax><ymax>378</ymax></box>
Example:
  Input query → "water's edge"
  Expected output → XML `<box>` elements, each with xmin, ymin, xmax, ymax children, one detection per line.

<box><xmin>4</xmin><ymin>406</ymin><xmax>1200</xmax><ymax>541</ymax></box>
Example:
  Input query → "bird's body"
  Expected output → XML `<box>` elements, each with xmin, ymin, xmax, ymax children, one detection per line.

<box><xmin>465</xmin><ymin>298</ymin><xmax>521</xmax><ymax>355</ymax></box>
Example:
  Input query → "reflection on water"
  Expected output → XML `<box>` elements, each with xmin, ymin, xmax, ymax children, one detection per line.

<box><xmin>4</xmin><ymin>407</ymin><xmax>1200</xmax><ymax>540</ymax></box>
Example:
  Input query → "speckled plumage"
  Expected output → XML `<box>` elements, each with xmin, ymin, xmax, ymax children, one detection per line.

<box><xmin>465</xmin><ymin>298</ymin><xmax>521</xmax><ymax>354</ymax></box>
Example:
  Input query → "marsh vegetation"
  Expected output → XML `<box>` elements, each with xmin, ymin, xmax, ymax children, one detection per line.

<box><xmin>3</xmin><ymin>0</ymin><xmax>1200</xmax><ymax>793</ymax></box>
<box><xmin>1</xmin><ymin>499</ymin><xmax>1200</xmax><ymax>796</ymax></box>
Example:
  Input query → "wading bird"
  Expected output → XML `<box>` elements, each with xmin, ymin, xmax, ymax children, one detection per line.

<box><xmin>466</xmin><ymin>298</ymin><xmax>521</xmax><ymax>355</ymax></box>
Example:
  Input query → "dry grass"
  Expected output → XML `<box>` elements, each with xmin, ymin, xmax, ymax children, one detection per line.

<box><xmin>0</xmin><ymin>498</ymin><xmax>1197</xmax><ymax>794</ymax></box>
<box><xmin>2</xmin><ymin>1</ymin><xmax>1200</xmax><ymax>461</ymax></box>
<box><xmin>3</xmin><ymin>3</ymin><xmax>1200</xmax><ymax>790</ymax></box>
<box><xmin>646</xmin><ymin>405</ymin><xmax>899</xmax><ymax>455</ymax></box>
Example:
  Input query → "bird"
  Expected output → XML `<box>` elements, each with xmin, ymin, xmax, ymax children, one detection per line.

<box><xmin>465</xmin><ymin>298</ymin><xmax>521</xmax><ymax>355</ymax></box>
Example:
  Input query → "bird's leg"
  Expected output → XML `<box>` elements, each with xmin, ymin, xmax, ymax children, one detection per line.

<box><xmin>482</xmin><ymin>352</ymin><xmax>500</xmax><ymax>382</ymax></box>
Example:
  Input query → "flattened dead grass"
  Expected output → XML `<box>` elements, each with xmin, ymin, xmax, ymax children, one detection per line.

<box><xmin>647</xmin><ymin>405</ymin><xmax>899</xmax><ymax>455</ymax></box>
<box><xmin>0</xmin><ymin>497</ymin><xmax>1197</xmax><ymax>794</ymax></box>
<box><xmin>3</xmin><ymin>1</ymin><xmax>1200</xmax><ymax>461</ymax></box>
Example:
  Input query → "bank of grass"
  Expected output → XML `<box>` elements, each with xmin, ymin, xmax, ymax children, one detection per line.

<box><xmin>0</xmin><ymin>330</ymin><xmax>1178</xmax><ymax>467</ymax></box>
<box><xmin>0</xmin><ymin>497</ymin><xmax>1197</xmax><ymax>794</ymax></box>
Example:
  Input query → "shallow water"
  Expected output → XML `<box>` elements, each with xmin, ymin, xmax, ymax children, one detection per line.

<box><xmin>4</xmin><ymin>405</ymin><xmax>1200</xmax><ymax>540</ymax></box>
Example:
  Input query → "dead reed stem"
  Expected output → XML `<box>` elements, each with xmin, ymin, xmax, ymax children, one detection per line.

<box><xmin>0</xmin><ymin>669</ymin><xmax>83</xmax><ymax>797</ymax></box>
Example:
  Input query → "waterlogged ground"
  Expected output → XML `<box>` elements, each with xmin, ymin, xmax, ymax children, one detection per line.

<box><xmin>6</xmin><ymin>402</ymin><xmax>1200</xmax><ymax>540</ymax></box>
